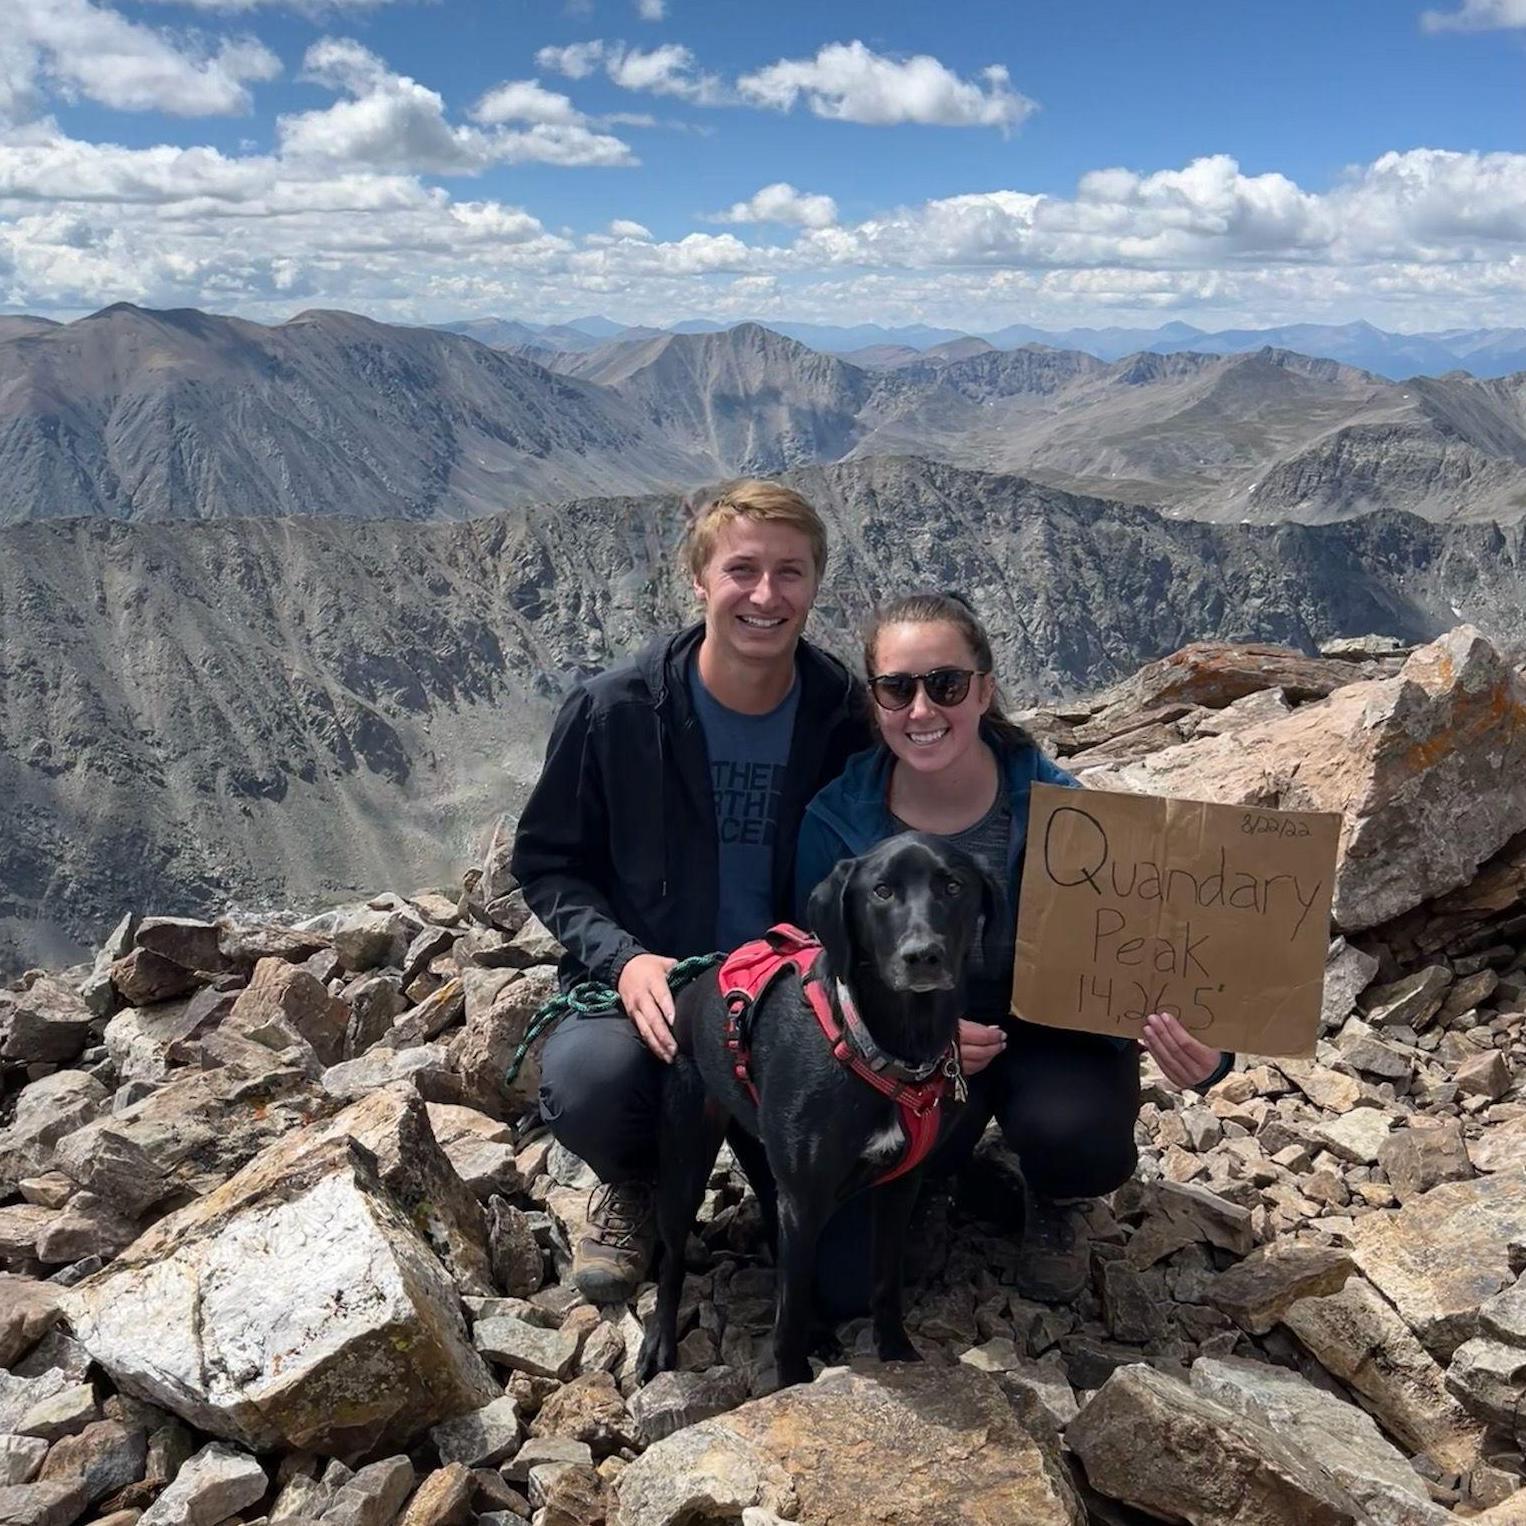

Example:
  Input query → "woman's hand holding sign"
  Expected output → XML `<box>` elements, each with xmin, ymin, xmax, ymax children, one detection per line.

<box><xmin>1141</xmin><ymin>1011</ymin><xmax>1224</xmax><ymax>1089</ymax></box>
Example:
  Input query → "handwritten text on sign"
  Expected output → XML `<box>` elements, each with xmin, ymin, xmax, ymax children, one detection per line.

<box><xmin>1011</xmin><ymin>784</ymin><xmax>1341</xmax><ymax>1059</ymax></box>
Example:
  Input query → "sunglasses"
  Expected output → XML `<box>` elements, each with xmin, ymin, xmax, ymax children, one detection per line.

<box><xmin>868</xmin><ymin>667</ymin><xmax>989</xmax><ymax>712</ymax></box>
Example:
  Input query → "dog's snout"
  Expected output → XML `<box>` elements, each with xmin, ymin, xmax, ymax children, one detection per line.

<box><xmin>898</xmin><ymin>939</ymin><xmax>944</xmax><ymax>971</ymax></box>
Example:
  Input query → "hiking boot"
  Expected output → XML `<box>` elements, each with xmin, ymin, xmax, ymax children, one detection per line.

<box><xmin>573</xmin><ymin>1179</ymin><xmax>656</xmax><ymax>1304</ymax></box>
<box><xmin>1013</xmin><ymin>1190</ymin><xmax>1091</xmax><ymax>1304</ymax></box>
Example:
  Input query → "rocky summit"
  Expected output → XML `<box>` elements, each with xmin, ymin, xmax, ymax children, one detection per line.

<box><xmin>0</xmin><ymin>626</ymin><xmax>1524</xmax><ymax>1525</ymax></box>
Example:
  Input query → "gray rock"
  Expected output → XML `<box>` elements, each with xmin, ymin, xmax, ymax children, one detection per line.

<box><xmin>1191</xmin><ymin>1356</ymin><xmax>1452</xmax><ymax>1526</ymax></box>
<box><xmin>318</xmin><ymin>1455</ymin><xmax>414</xmax><ymax>1526</ymax></box>
<box><xmin>473</xmin><ymin>1317</ymin><xmax>580</xmax><ymax>1381</ymax></box>
<box><xmin>1378</xmin><ymin>1121</ymin><xmax>1474</xmax><ymax>1201</ymax></box>
<box><xmin>1</xmin><ymin>979</ymin><xmax>95</xmax><ymax>1065</ymax></box>
<box><xmin>61</xmin><ymin>1129</ymin><xmax>497</xmax><ymax>1453</ymax></box>
<box><xmin>0</xmin><ymin>1073</ymin><xmax>111</xmax><ymax>1188</ymax></box>
<box><xmin>0</xmin><ymin>1437</ymin><xmax>47</xmax><ymax>1487</ymax></box>
<box><xmin>0</xmin><ymin>1479</ymin><xmax>88</xmax><ymax>1526</ymax></box>
<box><xmin>1444</xmin><ymin>1338</ymin><xmax>1526</xmax><ymax>1432</ymax></box>
<box><xmin>430</xmin><ymin>1397</ymin><xmax>523</xmax><ymax>1469</ymax></box>
<box><xmin>1068</xmin><ymin>1362</ymin><xmax>1362</xmax><ymax>1525</ymax></box>
<box><xmin>321</xmin><ymin>1044</ymin><xmax>453</xmax><ymax>1101</ymax></box>
<box><xmin>15</xmin><ymin>1382</ymin><xmax>97</xmax><ymax>1442</ymax></box>
<box><xmin>38</xmin><ymin>1420</ymin><xmax>148</xmax><ymax>1507</ymax></box>
<box><xmin>138</xmin><ymin>1442</ymin><xmax>267</xmax><ymax>1526</ymax></box>
<box><xmin>628</xmin><ymin>1367</ymin><xmax>753</xmax><ymax>1447</ymax></box>
<box><xmin>1323</xmin><ymin>939</ymin><xmax>1381</xmax><ymax>1036</ymax></box>
<box><xmin>501</xmin><ymin>1438</ymin><xmax>592</xmax><ymax>1486</ymax></box>
<box><xmin>1365</xmin><ymin>966</ymin><xmax>1454</xmax><ymax>1031</ymax></box>
<box><xmin>487</xmin><ymin>1199</ymin><xmax>544</xmax><ymax>1298</ymax></box>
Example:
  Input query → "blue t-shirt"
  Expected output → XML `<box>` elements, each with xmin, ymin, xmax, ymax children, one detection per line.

<box><xmin>688</xmin><ymin>658</ymin><xmax>801</xmax><ymax>953</ymax></box>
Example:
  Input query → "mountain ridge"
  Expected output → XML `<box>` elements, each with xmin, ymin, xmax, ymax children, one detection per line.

<box><xmin>3</xmin><ymin>453</ymin><xmax>1524</xmax><ymax>974</ymax></box>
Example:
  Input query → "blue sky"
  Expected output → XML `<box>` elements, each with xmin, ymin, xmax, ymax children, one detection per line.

<box><xmin>3</xmin><ymin>0</ymin><xmax>1524</xmax><ymax>330</ymax></box>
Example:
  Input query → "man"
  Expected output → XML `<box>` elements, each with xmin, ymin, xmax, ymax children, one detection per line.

<box><xmin>510</xmin><ymin>480</ymin><xmax>869</xmax><ymax>1302</ymax></box>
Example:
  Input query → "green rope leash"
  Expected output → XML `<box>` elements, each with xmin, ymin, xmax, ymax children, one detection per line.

<box><xmin>504</xmin><ymin>950</ymin><xmax>725</xmax><ymax>1088</ymax></box>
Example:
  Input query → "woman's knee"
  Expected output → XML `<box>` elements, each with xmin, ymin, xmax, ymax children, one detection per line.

<box><xmin>1017</xmin><ymin>1129</ymin><xmax>1138</xmax><ymax>1200</ymax></box>
<box><xmin>996</xmin><ymin>1090</ymin><xmax>1140</xmax><ymax>1199</ymax></box>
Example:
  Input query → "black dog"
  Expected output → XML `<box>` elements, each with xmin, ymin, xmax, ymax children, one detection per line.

<box><xmin>636</xmin><ymin>833</ymin><xmax>992</xmax><ymax>1390</ymax></box>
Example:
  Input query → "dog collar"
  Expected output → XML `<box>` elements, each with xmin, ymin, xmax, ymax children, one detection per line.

<box><xmin>834</xmin><ymin>978</ymin><xmax>950</xmax><ymax>1084</ymax></box>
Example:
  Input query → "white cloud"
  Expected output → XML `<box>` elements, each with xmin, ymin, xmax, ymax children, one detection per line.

<box><xmin>471</xmin><ymin>79</ymin><xmax>584</xmax><ymax>127</ymax></box>
<box><xmin>533</xmin><ymin>42</ymin><xmax>607</xmax><ymax>80</ymax></box>
<box><xmin>635</xmin><ymin>0</ymin><xmax>666</xmax><ymax>18</ymax></box>
<box><xmin>710</xmin><ymin>182</ymin><xmax>838</xmax><ymax>229</ymax></box>
<box><xmin>6</xmin><ymin>0</ymin><xmax>280</xmax><ymax>121</ymax></box>
<box><xmin>737</xmin><ymin>41</ymin><xmax>1035</xmax><ymax>130</ymax></box>
<box><xmin>535</xmin><ymin>39</ymin><xmax>726</xmax><ymax>104</ymax></box>
<box><xmin>279</xmin><ymin>39</ymin><xmax>635</xmax><ymax>172</ymax></box>
<box><xmin>4</xmin><ymin>129</ymin><xmax>1526</xmax><ymax>333</ymax></box>
<box><xmin>1421</xmin><ymin>0</ymin><xmax>1526</xmax><ymax>29</ymax></box>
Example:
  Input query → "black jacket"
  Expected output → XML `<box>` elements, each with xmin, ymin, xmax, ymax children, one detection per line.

<box><xmin>510</xmin><ymin>624</ymin><xmax>871</xmax><ymax>989</ymax></box>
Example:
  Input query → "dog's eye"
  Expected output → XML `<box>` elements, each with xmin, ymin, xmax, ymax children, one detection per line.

<box><xmin>944</xmin><ymin>877</ymin><xmax>963</xmax><ymax>896</ymax></box>
<box><xmin>872</xmin><ymin>883</ymin><xmax>893</xmax><ymax>901</ymax></box>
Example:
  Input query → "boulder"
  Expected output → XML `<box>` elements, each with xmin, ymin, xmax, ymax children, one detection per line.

<box><xmin>1377</xmin><ymin>1122</ymin><xmax>1474</xmax><ymax>1201</ymax></box>
<box><xmin>60</xmin><ymin>1133</ymin><xmax>497</xmax><ymax>1454</ymax></box>
<box><xmin>137</xmin><ymin>1442</ymin><xmax>265</xmax><ymax>1526</ymax></box>
<box><xmin>0</xmin><ymin>1279</ymin><xmax>63</xmax><ymax>1367</ymax></box>
<box><xmin>0</xmin><ymin>979</ymin><xmax>95</xmax><ymax>1065</ymax></box>
<box><xmin>103</xmin><ymin>992</ymin><xmax>231</xmax><ymax>1085</ymax></box>
<box><xmin>614</xmin><ymin>1363</ymin><xmax>1082</xmax><ymax>1526</ymax></box>
<box><xmin>322</xmin><ymin>1045</ymin><xmax>455</xmax><ymax>1103</ymax></box>
<box><xmin>1093</xmin><ymin>628</ymin><xmax>1526</xmax><ymax>930</ymax></box>
<box><xmin>37</xmin><ymin>1420</ymin><xmax>148</xmax><ymax>1508</ymax></box>
<box><xmin>1190</xmin><ymin>1356</ymin><xmax>1451</xmax><ymax>1526</ymax></box>
<box><xmin>298</xmin><ymin>1087</ymin><xmax>494</xmax><ymax>1296</ymax></box>
<box><xmin>1281</xmin><ymin>1275</ymin><xmax>1486</xmax><ymax>1472</ymax></box>
<box><xmin>0</xmin><ymin>1074</ymin><xmax>110</xmax><ymax>1190</ymax></box>
<box><xmin>52</xmin><ymin>1063</ymin><xmax>325</xmax><ymax>1216</ymax></box>
<box><xmin>1351</xmin><ymin>1167</ymin><xmax>1526</xmax><ymax>1360</ymax></box>
<box><xmin>1207</xmin><ymin>1243</ymin><xmax>1355</xmax><ymax>1335</ymax></box>
<box><xmin>228</xmin><ymin>959</ymin><xmax>350</xmax><ymax>1068</ymax></box>
<box><xmin>109</xmin><ymin>950</ymin><xmax>199</xmax><ymax>1006</ymax></box>
<box><xmin>450</xmin><ymin>968</ymin><xmax>560</xmax><ymax>1117</ymax></box>
<box><xmin>1068</xmin><ymin>1362</ymin><xmax>1368</xmax><ymax>1525</ymax></box>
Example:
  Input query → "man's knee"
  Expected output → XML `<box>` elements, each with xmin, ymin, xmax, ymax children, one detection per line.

<box><xmin>539</xmin><ymin>1016</ymin><xmax>661</xmax><ymax>1180</ymax></box>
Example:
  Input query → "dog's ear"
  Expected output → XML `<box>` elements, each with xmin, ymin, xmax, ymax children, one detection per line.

<box><xmin>805</xmin><ymin>858</ymin><xmax>856</xmax><ymax>979</ymax></box>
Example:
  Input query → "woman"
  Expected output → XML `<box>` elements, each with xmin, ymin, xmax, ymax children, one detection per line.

<box><xmin>794</xmin><ymin>591</ymin><xmax>1233</xmax><ymax>1303</ymax></box>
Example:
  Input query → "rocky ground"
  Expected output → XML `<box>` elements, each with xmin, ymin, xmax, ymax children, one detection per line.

<box><xmin>1</xmin><ymin>625</ymin><xmax>1524</xmax><ymax>1525</ymax></box>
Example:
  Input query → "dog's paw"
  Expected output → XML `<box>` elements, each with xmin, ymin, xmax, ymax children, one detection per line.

<box><xmin>634</xmin><ymin>1329</ymin><xmax>675</xmax><ymax>1385</ymax></box>
<box><xmin>874</xmin><ymin>1329</ymin><xmax>921</xmax><ymax>1364</ymax></box>
<box><xmin>775</xmin><ymin>1358</ymin><xmax>814</xmax><ymax>1390</ymax></box>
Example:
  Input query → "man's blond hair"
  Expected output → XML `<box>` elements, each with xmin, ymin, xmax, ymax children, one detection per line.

<box><xmin>684</xmin><ymin>480</ymin><xmax>829</xmax><ymax>582</ymax></box>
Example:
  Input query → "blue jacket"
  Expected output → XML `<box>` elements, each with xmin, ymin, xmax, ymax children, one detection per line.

<box><xmin>794</xmin><ymin>727</ymin><xmax>1080</xmax><ymax>919</ymax></box>
<box><xmin>794</xmin><ymin>728</ymin><xmax>1234</xmax><ymax>1089</ymax></box>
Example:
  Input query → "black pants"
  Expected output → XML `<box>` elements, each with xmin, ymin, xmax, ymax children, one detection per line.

<box><xmin>539</xmin><ymin>1007</ymin><xmax>665</xmax><ymax>1183</ymax></box>
<box><xmin>539</xmin><ymin>1011</ymin><xmax>1140</xmax><ymax>1311</ymax></box>
<box><xmin>813</xmin><ymin>1019</ymin><xmax>1141</xmax><ymax>1317</ymax></box>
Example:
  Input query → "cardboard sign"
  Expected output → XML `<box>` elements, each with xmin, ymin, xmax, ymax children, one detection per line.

<box><xmin>1011</xmin><ymin>783</ymin><xmax>1341</xmax><ymax>1058</ymax></box>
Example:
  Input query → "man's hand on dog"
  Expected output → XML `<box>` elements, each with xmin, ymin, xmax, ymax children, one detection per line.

<box><xmin>1142</xmin><ymin>1011</ymin><xmax>1222</xmax><ymax>1089</ymax></box>
<box><xmin>619</xmin><ymin>953</ymin><xmax>680</xmax><ymax>1061</ymax></box>
<box><xmin>958</xmin><ymin>1019</ymin><xmax>1007</xmax><ymax>1076</ymax></box>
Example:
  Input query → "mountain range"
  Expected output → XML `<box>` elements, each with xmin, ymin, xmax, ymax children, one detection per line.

<box><xmin>3</xmin><ymin>453</ymin><xmax>1525</xmax><ymax>974</ymax></box>
<box><xmin>444</xmin><ymin>314</ymin><xmax>1526</xmax><ymax>380</ymax></box>
<box><xmin>6</xmin><ymin>306</ymin><xmax>1526</xmax><ymax>528</ymax></box>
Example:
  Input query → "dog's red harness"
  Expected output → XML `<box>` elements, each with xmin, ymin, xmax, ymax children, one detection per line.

<box><xmin>716</xmin><ymin>924</ymin><xmax>960</xmax><ymax>1187</ymax></box>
